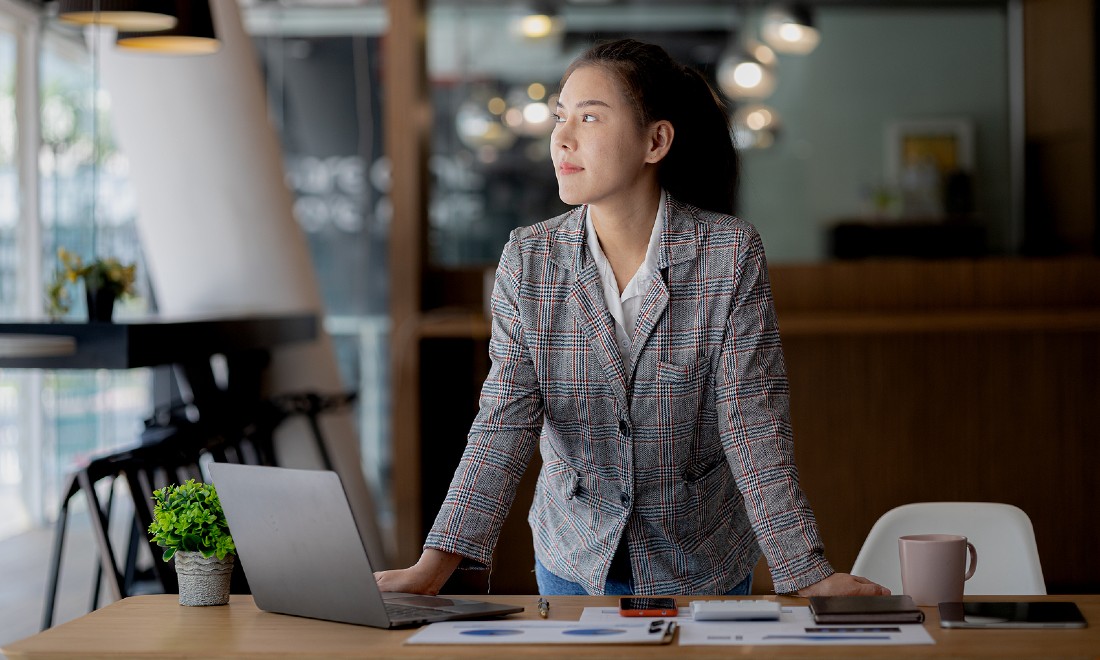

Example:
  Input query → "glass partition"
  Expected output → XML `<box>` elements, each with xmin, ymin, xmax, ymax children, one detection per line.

<box><xmin>248</xmin><ymin>5</ymin><xmax>392</xmax><ymax>520</ymax></box>
<box><xmin>35</xmin><ymin>29</ymin><xmax>152</xmax><ymax>527</ymax></box>
<box><xmin>425</xmin><ymin>1</ymin><xmax>1013</xmax><ymax>265</ymax></box>
<box><xmin>0</xmin><ymin>22</ymin><xmax>153</xmax><ymax>540</ymax></box>
<box><xmin>0</xmin><ymin>19</ymin><xmax>20</xmax><ymax>539</ymax></box>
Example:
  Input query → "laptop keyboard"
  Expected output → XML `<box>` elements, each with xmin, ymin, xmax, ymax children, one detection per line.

<box><xmin>385</xmin><ymin>603</ymin><xmax>447</xmax><ymax>621</ymax></box>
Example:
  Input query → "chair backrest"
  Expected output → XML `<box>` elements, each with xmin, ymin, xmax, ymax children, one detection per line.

<box><xmin>850</xmin><ymin>502</ymin><xmax>1046</xmax><ymax>595</ymax></box>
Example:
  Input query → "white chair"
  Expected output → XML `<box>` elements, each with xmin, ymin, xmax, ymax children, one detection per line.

<box><xmin>851</xmin><ymin>502</ymin><xmax>1046</xmax><ymax>595</ymax></box>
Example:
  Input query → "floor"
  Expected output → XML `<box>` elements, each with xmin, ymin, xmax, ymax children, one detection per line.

<box><xmin>0</xmin><ymin>501</ymin><xmax>150</xmax><ymax>653</ymax></box>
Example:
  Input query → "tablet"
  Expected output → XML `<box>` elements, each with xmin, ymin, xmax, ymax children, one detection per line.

<box><xmin>939</xmin><ymin>602</ymin><xmax>1087</xmax><ymax>629</ymax></box>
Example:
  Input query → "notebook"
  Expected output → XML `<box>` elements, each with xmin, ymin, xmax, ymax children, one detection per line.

<box><xmin>207</xmin><ymin>463</ymin><xmax>523</xmax><ymax>628</ymax></box>
<box><xmin>808</xmin><ymin>595</ymin><xmax>925</xmax><ymax>624</ymax></box>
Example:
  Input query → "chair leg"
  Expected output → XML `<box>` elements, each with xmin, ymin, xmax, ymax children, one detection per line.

<box><xmin>77</xmin><ymin>470</ymin><xmax>126</xmax><ymax>604</ymax></box>
<box><xmin>305</xmin><ymin>412</ymin><xmax>333</xmax><ymax>471</ymax></box>
<box><xmin>41</xmin><ymin>473</ymin><xmax>81</xmax><ymax>630</ymax></box>
<box><xmin>89</xmin><ymin>475</ymin><xmax>118</xmax><ymax>611</ymax></box>
<box><xmin>125</xmin><ymin>466</ymin><xmax>176</xmax><ymax>593</ymax></box>
<box><xmin>123</xmin><ymin>515</ymin><xmax>143</xmax><ymax>593</ymax></box>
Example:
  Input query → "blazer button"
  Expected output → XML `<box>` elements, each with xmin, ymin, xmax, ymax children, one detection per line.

<box><xmin>620</xmin><ymin>492</ymin><xmax>631</xmax><ymax>506</ymax></box>
<box><xmin>618</xmin><ymin>419</ymin><xmax>629</xmax><ymax>434</ymax></box>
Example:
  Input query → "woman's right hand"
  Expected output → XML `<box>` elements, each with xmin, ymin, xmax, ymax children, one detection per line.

<box><xmin>374</xmin><ymin>548</ymin><xmax>462</xmax><ymax>595</ymax></box>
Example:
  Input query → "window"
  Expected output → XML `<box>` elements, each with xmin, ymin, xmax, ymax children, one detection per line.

<box><xmin>0</xmin><ymin>17</ymin><xmax>152</xmax><ymax>541</ymax></box>
<box><xmin>0</xmin><ymin>17</ymin><xmax>20</xmax><ymax>538</ymax></box>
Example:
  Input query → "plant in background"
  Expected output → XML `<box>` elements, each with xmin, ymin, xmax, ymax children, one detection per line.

<box><xmin>148</xmin><ymin>479</ymin><xmax>236</xmax><ymax>562</ymax></box>
<box><xmin>46</xmin><ymin>247</ymin><xmax>137</xmax><ymax>319</ymax></box>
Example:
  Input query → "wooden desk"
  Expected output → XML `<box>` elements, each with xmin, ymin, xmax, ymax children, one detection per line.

<box><xmin>4</xmin><ymin>595</ymin><xmax>1097</xmax><ymax>658</ymax></box>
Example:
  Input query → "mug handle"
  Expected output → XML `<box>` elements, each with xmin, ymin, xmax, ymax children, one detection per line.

<box><xmin>963</xmin><ymin>541</ymin><xmax>978</xmax><ymax>581</ymax></box>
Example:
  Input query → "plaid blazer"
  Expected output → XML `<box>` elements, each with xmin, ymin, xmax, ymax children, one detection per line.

<box><xmin>425</xmin><ymin>194</ymin><xmax>835</xmax><ymax>595</ymax></box>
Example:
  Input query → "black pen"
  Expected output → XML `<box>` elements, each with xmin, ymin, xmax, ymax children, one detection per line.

<box><xmin>537</xmin><ymin>597</ymin><xmax>549</xmax><ymax>618</ymax></box>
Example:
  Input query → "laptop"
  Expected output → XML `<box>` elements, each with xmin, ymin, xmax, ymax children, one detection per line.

<box><xmin>207</xmin><ymin>463</ymin><xmax>524</xmax><ymax>628</ymax></box>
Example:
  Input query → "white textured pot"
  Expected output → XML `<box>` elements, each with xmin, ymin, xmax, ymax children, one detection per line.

<box><xmin>174</xmin><ymin>551</ymin><xmax>234</xmax><ymax>606</ymax></box>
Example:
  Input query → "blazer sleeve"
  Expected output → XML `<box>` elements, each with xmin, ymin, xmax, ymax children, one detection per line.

<box><xmin>716</xmin><ymin>225</ymin><xmax>835</xmax><ymax>593</ymax></box>
<box><xmin>423</xmin><ymin>234</ymin><xmax>543</xmax><ymax>569</ymax></box>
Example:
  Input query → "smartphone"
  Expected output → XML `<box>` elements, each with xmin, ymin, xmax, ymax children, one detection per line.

<box><xmin>619</xmin><ymin>597</ymin><xmax>678</xmax><ymax>617</ymax></box>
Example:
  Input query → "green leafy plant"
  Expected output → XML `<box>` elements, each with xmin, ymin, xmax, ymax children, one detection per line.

<box><xmin>46</xmin><ymin>247</ymin><xmax>137</xmax><ymax>319</ymax></box>
<box><xmin>148</xmin><ymin>479</ymin><xmax>236</xmax><ymax>562</ymax></box>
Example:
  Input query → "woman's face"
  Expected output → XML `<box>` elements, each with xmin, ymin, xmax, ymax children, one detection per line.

<box><xmin>550</xmin><ymin>66</ymin><xmax>658</xmax><ymax>209</ymax></box>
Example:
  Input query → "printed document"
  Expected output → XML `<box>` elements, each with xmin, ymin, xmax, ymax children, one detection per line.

<box><xmin>580</xmin><ymin>606</ymin><xmax>935</xmax><ymax>646</ymax></box>
<box><xmin>406</xmin><ymin>619</ymin><xmax>676</xmax><ymax>645</ymax></box>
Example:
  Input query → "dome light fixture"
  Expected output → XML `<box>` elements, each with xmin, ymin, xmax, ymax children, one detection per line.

<box><xmin>57</xmin><ymin>0</ymin><xmax>177</xmax><ymax>31</ymax></box>
<box><xmin>453</xmin><ymin>91</ymin><xmax>517</xmax><ymax>150</ymax></box>
<box><xmin>761</xmin><ymin>4</ymin><xmax>821</xmax><ymax>55</ymax></box>
<box><xmin>732</xmin><ymin>103</ymin><xmax>781</xmax><ymax>150</ymax></box>
<box><xmin>716</xmin><ymin>47</ymin><xmax>777</xmax><ymax>100</ymax></box>
<box><xmin>116</xmin><ymin>1</ymin><xmax>219</xmax><ymax>55</ymax></box>
<box><xmin>734</xmin><ymin>103</ymin><xmax>781</xmax><ymax>133</ymax></box>
<box><xmin>513</xmin><ymin>2</ymin><xmax>562</xmax><ymax>40</ymax></box>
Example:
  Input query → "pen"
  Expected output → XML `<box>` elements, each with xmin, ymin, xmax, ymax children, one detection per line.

<box><xmin>764</xmin><ymin>634</ymin><xmax>891</xmax><ymax>641</ymax></box>
<box><xmin>537</xmin><ymin>598</ymin><xmax>549</xmax><ymax>618</ymax></box>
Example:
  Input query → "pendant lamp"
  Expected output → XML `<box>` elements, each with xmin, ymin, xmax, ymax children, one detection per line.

<box><xmin>116</xmin><ymin>0</ymin><xmax>219</xmax><ymax>55</ymax></box>
<box><xmin>716</xmin><ymin>46</ymin><xmax>777</xmax><ymax>100</ymax></box>
<box><xmin>57</xmin><ymin>0</ymin><xmax>178</xmax><ymax>32</ymax></box>
<box><xmin>760</xmin><ymin>4</ymin><xmax>820</xmax><ymax>55</ymax></box>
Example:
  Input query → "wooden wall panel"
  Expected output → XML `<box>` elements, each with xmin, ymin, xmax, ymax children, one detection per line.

<box><xmin>418</xmin><ymin>259</ymin><xmax>1100</xmax><ymax>595</ymax></box>
<box><xmin>1023</xmin><ymin>0</ymin><xmax>1097</xmax><ymax>254</ymax></box>
<box><xmin>784</xmin><ymin>331</ymin><xmax>1100</xmax><ymax>594</ymax></box>
<box><xmin>386</xmin><ymin>0</ymin><xmax>431</xmax><ymax>568</ymax></box>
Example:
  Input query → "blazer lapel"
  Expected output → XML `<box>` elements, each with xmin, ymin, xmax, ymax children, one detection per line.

<box><xmin>555</xmin><ymin>206</ymin><xmax>630</xmax><ymax>415</ymax></box>
<box><xmin>627</xmin><ymin>196</ymin><xmax>698</xmax><ymax>379</ymax></box>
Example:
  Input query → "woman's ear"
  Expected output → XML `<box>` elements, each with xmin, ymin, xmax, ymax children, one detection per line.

<box><xmin>645</xmin><ymin>120</ymin><xmax>674</xmax><ymax>164</ymax></box>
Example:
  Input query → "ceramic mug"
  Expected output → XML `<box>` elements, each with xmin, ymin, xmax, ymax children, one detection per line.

<box><xmin>898</xmin><ymin>534</ymin><xmax>978</xmax><ymax>606</ymax></box>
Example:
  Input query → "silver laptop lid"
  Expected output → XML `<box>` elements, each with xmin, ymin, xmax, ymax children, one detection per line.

<box><xmin>208</xmin><ymin>463</ymin><xmax>391</xmax><ymax>627</ymax></box>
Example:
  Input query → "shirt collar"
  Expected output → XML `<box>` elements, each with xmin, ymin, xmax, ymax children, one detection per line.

<box><xmin>584</xmin><ymin>189</ymin><xmax>666</xmax><ymax>301</ymax></box>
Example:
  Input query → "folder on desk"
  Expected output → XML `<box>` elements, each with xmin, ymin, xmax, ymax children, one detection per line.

<box><xmin>406</xmin><ymin>619</ymin><xmax>677</xmax><ymax>645</ymax></box>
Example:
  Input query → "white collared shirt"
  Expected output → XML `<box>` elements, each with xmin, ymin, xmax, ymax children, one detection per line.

<box><xmin>584</xmin><ymin>190</ymin><xmax>666</xmax><ymax>366</ymax></box>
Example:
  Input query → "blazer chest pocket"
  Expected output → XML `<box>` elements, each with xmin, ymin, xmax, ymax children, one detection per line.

<box><xmin>653</xmin><ymin>359</ymin><xmax>707</xmax><ymax>436</ymax></box>
<box><xmin>656</xmin><ymin>359</ymin><xmax>697</xmax><ymax>383</ymax></box>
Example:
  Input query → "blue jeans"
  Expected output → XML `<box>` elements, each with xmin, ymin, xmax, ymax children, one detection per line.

<box><xmin>534</xmin><ymin>557</ymin><xmax>754</xmax><ymax>596</ymax></box>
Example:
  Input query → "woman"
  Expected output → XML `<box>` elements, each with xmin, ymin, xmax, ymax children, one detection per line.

<box><xmin>376</xmin><ymin>39</ymin><xmax>887</xmax><ymax>597</ymax></box>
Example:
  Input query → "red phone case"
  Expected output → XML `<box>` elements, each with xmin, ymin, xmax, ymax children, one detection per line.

<box><xmin>620</xmin><ymin>607</ymin><xmax>677</xmax><ymax>617</ymax></box>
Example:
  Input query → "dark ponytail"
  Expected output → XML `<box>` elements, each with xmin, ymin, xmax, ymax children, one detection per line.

<box><xmin>563</xmin><ymin>39</ymin><xmax>739</xmax><ymax>215</ymax></box>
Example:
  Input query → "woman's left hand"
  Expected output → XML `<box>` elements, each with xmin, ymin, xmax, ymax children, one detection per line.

<box><xmin>796</xmin><ymin>573</ymin><xmax>890</xmax><ymax>597</ymax></box>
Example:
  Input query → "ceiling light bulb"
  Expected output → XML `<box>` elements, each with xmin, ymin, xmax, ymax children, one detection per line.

<box><xmin>761</xmin><ymin>5</ymin><xmax>821</xmax><ymax>55</ymax></box>
<box><xmin>523</xmin><ymin>102</ymin><xmax>550</xmax><ymax>124</ymax></box>
<box><xmin>733</xmin><ymin>62</ymin><xmax>764</xmax><ymax>89</ymax></box>
<box><xmin>749</xmin><ymin>40</ymin><xmax>777</xmax><ymax>66</ymax></box>
<box><xmin>716</xmin><ymin>49</ymin><xmax>777</xmax><ymax>100</ymax></box>
<box><xmin>779</xmin><ymin>23</ymin><xmax>804</xmax><ymax>43</ymax></box>
<box><xmin>732</xmin><ymin>103</ymin><xmax>781</xmax><ymax>150</ymax></box>
<box><xmin>519</xmin><ymin>14</ymin><xmax>554</xmax><ymax>39</ymax></box>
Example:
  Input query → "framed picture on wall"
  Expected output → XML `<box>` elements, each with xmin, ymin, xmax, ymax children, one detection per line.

<box><xmin>885</xmin><ymin>118</ymin><xmax>974</xmax><ymax>220</ymax></box>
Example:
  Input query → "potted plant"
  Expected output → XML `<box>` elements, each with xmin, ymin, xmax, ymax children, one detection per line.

<box><xmin>46</xmin><ymin>247</ymin><xmax>137</xmax><ymax>322</ymax></box>
<box><xmin>147</xmin><ymin>479</ymin><xmax>237</xmax><ymax>606</ymax></box>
